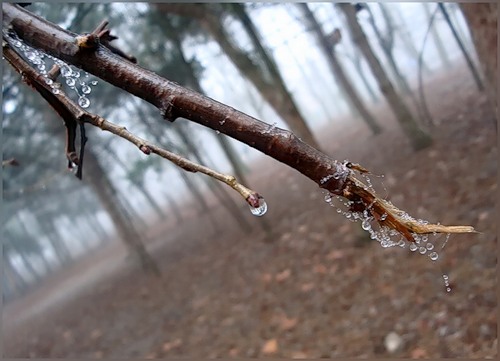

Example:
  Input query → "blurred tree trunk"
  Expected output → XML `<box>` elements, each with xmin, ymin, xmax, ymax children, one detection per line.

<box><xmin>299</xmin><ymin>3</ymin><xmax>382</xmax><ymax>135</ymax></box>
<box><xmin>84</xmin><ymin>149</ymin><xmax>160</xmax><ymax>275</ymax></box>
<box><xmin>101</xmin><ymin>142</ymin><xmax>167</xmax><ymax>220</ymax></box>
<box><xmin>162</xmin><ymin>18</ymin><xmax>249</xmax><ymax>186</ymax></box>
<box><xmin>365</xmin><ymin>3</ymin><xmax>432</xmax><ymax>127</ymax></box>
<box><xmin>422</xmin><ymin>2</ymin><xmax>451</xmax><ymax>68</ymax></box>
<box><xmin>163</xmin><ymin>192</ymin><xmax>183</xmax><ymax>223</ymax></box>
<box><xmin>438</xmin><ymin>3</ymin><xmax>484</xmax><ymax>92</ymax></box>
<box><xmin>135</xmin><ymin>107</ymin><xmax>221</xmax><ymax>232</ymax></box>
<box><xmin>36</xmin><ymin>212</ymin><xmax>72</xmax><ymax>267</ymax></box>
<box><xmin>175</xmin><ymin>123</ymin><xmax>252</xmax><ymax>232</ymax></box>
<box><xmin>365</xmin><ymin>4</ymin><xmax>412</xmax><ymax>96</ymax></box>
<box><xmin>390</xmin><ymin>3</ymin><xmax>432</xmax><ymax>73</ymax></box>
<box><xmin>337</xmin><ymin>3</ymin><xmax>432</xmax><ymax>151</ymax></box>
<box><xmin>352</xmin><ymin>48</ymin><xmax>379</xmax><ymax>103</ymax></box>
<box><xmin>460</xmin><ymin>3</ymin><xmax>497</xmax><ymax>121</ymax></box>
<box><xmin>156</xmin><ymin>3</ymin><xmax>321</xmax><ymax>149</ymax></box>
<box><xmin>4</xmin><ymin>255</ymin><xmax>30</xmax><ymax>298</ymax></box>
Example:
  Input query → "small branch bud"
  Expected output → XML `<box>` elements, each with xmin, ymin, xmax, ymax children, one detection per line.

<box><xmin>139</xmin><ymin>145</ymin><xmax>151</xmax><ymax>155</ymax></box>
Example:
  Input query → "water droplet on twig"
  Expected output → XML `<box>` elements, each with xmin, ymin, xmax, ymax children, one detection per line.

<box><xmin>249</xmin><ymin>197</ymin><xmax>267</xmax><ymax>217</ymax></box>
<box><xmin>78</xmin><ymin>96</ymin><xmax>90</xmax><ymax>108</ymax></box>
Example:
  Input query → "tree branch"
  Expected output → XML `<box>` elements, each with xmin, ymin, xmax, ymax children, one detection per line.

<box><xmin>2</xmin><ymin>3</ymin><xmax>476</xmax><ymax>240</ymax></box>
<box><xmin>2</xmin><ymin>41</ymin><xmax>263</xmax><ymax>207</ymax></box>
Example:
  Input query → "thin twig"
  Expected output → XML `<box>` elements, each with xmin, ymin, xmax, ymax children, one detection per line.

<box><xmin>2</xmin><ymin>41</ymin><xmax>262</xmax><ymax>206</ymax></box>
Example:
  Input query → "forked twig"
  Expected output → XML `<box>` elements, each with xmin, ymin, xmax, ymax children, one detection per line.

<box><xmin>3</xmin><ymin>41</ymin><xmax>262</xmax><ymax>207</ymax></box>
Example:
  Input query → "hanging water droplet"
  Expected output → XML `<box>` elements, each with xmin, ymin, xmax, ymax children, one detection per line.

<box><xmin>249</xmin><ymin>197</ymin><xmax>267</xmax><ymax>216</ymax></box>
<box><xmin>26</xmin><ymin>51</ymin><xmax>37</xmax><ymax>62</ymax></box>
<box><xmin>78</xmin><ymin>96</ymin><xmax>90</xmax><ymax>108</ymax></box>
<box><xmin>73</xmin><ymin>70</ymin><xmax>81</xmax><ymax>78</ymax></box>
<box><xmin>361</xmin><ymin>219</ymin><xmax>371</xmax><ymax>231</ymax></box>
<box><xmin>66</xmin><ymin>78</ymin><xmax>76</xmax><ymax>86</ymax></box>
<box><xmin>81</xmin><ymin>84</ymin><xmax>91</xmax><ymax>94</ymax></box>
<box><xmin>336</xmin><ymin>208</ymin><xmax>342</xmax><ymax>213</ymax></box>
<box><xmin>442</xmin><ymin>274</ymin><xmax>451</xmax><ymax>292</ymax></box>
<box><xmin>37</xmin><ymin>63</ymin><xmax>46</xmax><ymax>71</ymax></box>
<box><xmin>380</xmin><ymin>213</ymin><xmax>388</xmax><ymax>221</ymax></box>
<box><xmin>61</xmin><ymin>65</ymin><xmax>72</xmax><ymax>77</ymax></box>
<box><xmin>215</xmin><ymin>130</ymin><xmax>220</xmax><ymax>134</ymax></box>
<box><xmin>426</xmin><ymin>243</ymin><xmax>434</xmax><ymax>250</ymax></box>
<box><xmin>397</xmin><ymin>239</ymin><xmax>405</xmax><ymax>247</ymax></box>
<box><xmin>90</xmin><ymin>80</ymin><xmax>98</xmax><ymax>86</ymax></box>
<box><xmin>419</xmin><ymin>247</ymin><xmax>427</xmax><ymax>254</ymax></box>
<box><xmin>324</xmin><ymin>194</ymin><xmax>332</xmax><ymax>203</ymax></box>
<box><xmin>429</xmin><ymin>252</ymin><xmax>439</xmax><ymax>261</ymax></box>
<box><xmin>13</xmin><ymin>40</ymin><xmax>22</xmax><ymax>47</ymax></box>
<box><xmin>52</xmin><ymin>88</ymin><xmax>60</xmax><ymax>95</ymax></box>
<box><xmin>45</xmin><ymin>78</ymin><xmax>53</xmax><ymax>85</ymax></box>
<box><xmin>409</xmin><ymin>243</ymin><xmax>418</xmax><ymax>252</ymax></box>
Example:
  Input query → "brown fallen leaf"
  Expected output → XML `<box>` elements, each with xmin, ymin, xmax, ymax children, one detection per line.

<box><xmin>275</xmin><ymin>269</ymin><xmax>291</xmax><ymax>282</ymax></box>
<box><xmin>410</xmin><ymin>347</ymin><xmax>428</xmax><ymax>358</ymax></box>
<box><xmin>313</xmin><ymin>264</ymin><xmax>328</xmax><ymax>274</ymax></box>
<box><xmin>300</xmin><ymin>282</ymin><xmax>315</xmax><ymax>292</ymax></box>
<box><xmin>279</xmin><ymin>316</ymin><xmax>298</xmax><ymax>331</ymax></box>
<box><xmin>261</xmin><ymin>338</ymin><xmax>278</xmax><ymax>355</ymax></box>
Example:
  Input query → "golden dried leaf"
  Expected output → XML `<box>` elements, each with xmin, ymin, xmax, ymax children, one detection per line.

<box><xmin>261</xmin><ymin>338</ymin><xmax>278</xmax><ymax>355</ymax></box>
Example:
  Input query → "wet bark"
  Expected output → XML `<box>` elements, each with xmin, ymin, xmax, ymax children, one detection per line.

<box><xmin>337</xmin><ymin>3</ymin><xmax>432</xmax><ymax>151</ymax></box>
<box><xmin>459</xmin><ymin>3</ymin><xmax>497</xmax><ymax>122</ymax></box>
<box><xmin>2</xmin><ymin>3</ymin><xmax>380</xmax><ymax>197</ymax></box>
<box><xmin>160</xmin><ymin>16</ymin><xmax>250</xmax><ymax>186</ymax></box>
<box><xmin>155</xmin><ymin>3</ymin><xmax>320</xmax><ymax>149</ymax></box>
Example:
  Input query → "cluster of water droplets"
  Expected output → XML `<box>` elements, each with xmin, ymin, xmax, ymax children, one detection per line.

<box><xmin>322</xmin><ymin>160</ymin><xmax>447</xmax><ymax>263</ymax></box>
<box><xmin>5</xmin><ymin>32</ymin><xmax>98</xmax><ymax>109</ymax></box>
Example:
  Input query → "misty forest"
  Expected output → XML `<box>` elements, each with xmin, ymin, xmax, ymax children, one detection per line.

<box><xmin>2</xmin><ymin>2</ymin><xmax>497</xmax><ymax>358</ymax></box>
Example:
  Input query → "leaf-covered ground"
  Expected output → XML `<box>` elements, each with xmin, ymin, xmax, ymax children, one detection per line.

<box><xmin>3</xmin><ymin>62</ymin><xmax>497</xmax><ymax>358</ymax></box>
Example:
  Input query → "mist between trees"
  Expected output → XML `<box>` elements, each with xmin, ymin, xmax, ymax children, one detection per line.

<box><xmin>2</xmin><ymin>2</ymin><xmax>492</xmax><ymax>300</ymax></box>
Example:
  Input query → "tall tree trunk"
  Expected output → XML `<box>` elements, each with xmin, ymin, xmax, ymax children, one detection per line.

<box><xmin>4</xmin><ymin>255</ymin><xmax>30</xmax><ymax>299</ymax></box>
<box><xmin>299</xmin><ymin>3</ymin><xmax>382</xmax><ymax>135</ymax></box>
<box><xmin>161</xmin><ymin>16</ymin><xmax>250</xmax><ymax>186</ymax></box>
<box><xmin>438</xmin><ymin>3</ymin><xmax>484</xmax><ymax>92</ymax></box>
<box><xmin>102</xmin><ymin>142</ymin><xmax>167</xmax><ymax>219</ymax></box>
<box><xmin>156</xmin><ymin>3</ymin><xmax>321</xmax><ymax>149</ymax></box>
<box><xmin>390</xmin><ymin>3</ymin><xmax>432</xmax><ymax>73</ymax></box>
<box><xmin>365</xmin><ymin>4</ymin><xmax>412</xmax><ymax>96</ymax></box>
<box><xmin>84</xmin><ymin>149</ymin><xmax>160</xmax><ymax>275</ymax></box>
<box><xmin>352</xmin><ymin>49</ymin><xmax>380</xmax><ymax>103</ymax></box>
<box><xmin>163</xmin><ymin>192</ymin><xmax>183</xmax><ymax>223</ymax></box>
<box><xmin>422</xmin><ymin>2</ymin><xmax>451</xmax><ymax>68</ymax></box>
<box><xmin>337</xmin><ymin>3</ymin><xmax>432</xmax><ymax>151</ymax></box>
<box><xmin>459</xmin><ymin>3</ymin><xmax>497</xmax><ymax>122</ymax></box>
<box><xmin>175</xmin><ymin>123</ymin><xmax>252</xmax><ymax>232</ymax></box>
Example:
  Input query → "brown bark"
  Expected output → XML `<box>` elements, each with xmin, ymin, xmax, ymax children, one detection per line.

<box><xmin>298</xmin><ymin>3</ymin><xmax>382</xmax><ymax>135</ymax></box>
<box><xmin>459</xmin><ymin>3</ymin><xmax>498</xmax><ymax>121</ymax></box>
<box><xmin>154</xmin><ymin>3</ymin><xmax>320</xmax><ymax>149</ymax></box>
<box><xmin>3</xmin><ymin>3</ymin><xmax>339</xmax><ymax>190</ymax></box>
<box><xmin>160</xmin><ymin>15</ymin><xmax>250</xmax><ymax>185</ymax></box>
<box><xmin>337</xmin><ymin>3</ymin><xmax>432</xmax><ymax>151</ymax></box>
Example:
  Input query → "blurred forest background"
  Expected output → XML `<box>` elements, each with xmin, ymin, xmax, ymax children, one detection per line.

<box><xmin>2</xmin><ymin>2</ymin><xmax>497</xmax><ymax>358</ymax></box>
